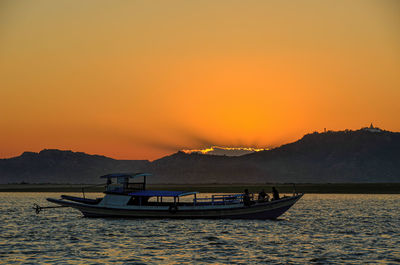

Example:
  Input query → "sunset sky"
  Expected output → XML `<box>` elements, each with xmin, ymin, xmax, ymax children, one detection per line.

<box><xmin>1</xmin><ymin>0</ymin><xmax>399</xmax><ymax>160</ymax></box>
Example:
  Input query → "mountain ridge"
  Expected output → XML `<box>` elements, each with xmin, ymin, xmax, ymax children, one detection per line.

<box><xmin>1</xmin><ymin>128</ymin><xmax>399</xmax><ymax>184</ymax></box>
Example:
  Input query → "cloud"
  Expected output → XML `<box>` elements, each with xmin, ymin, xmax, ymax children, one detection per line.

<box><xmin>182</xmin><ymin>146</ymin><xmax>266</xmax><ymax>156</ymax></box>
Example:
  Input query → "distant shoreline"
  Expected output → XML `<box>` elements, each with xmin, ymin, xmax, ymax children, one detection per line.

<box><xmin>0</xmin><ymin>183</ymin><xmax>399</xmax><ymax>194</ymax></box>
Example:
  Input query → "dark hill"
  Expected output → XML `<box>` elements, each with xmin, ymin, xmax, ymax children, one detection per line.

<box><xmin>0</xmin><ymin>149</ymin><xmax>150</xmax><ymax>184</ymax></box>
<box><xmin>242</xmin><ymin>129</ymin><xmax>400</xmax><ymax>183</ymax></box>
<box><xmin>0</xmin><ymin>128</ymin><xmax>399</xmax><ymax>184</ymax></box>
<box><xmin>151</xmin><ymin>151</ymin><xmax>261</xmax><ymax>183</ymax></box>
<box><xmin>147</xmin><ymin>129</ymin><xmax>400</xmax><ymax>183</ymax></box>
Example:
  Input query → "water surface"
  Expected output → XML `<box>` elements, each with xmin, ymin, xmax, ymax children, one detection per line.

<box><xmin>0</xmin><ymin>193</ymin><xmax>399</xmax><ymax>264</ymax></box>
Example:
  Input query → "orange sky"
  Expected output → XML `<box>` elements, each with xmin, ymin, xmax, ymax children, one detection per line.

<box><xmin>1</xmin><ymin>0</ymin><xmax>399</xmax><ymax>160</ymax></box>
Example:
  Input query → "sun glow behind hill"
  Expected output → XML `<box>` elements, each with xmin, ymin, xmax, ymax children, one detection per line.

<box><xmin>182</xmin><ymin>146</ymin><xmax>266</xmax><ymax>156</ymax></box>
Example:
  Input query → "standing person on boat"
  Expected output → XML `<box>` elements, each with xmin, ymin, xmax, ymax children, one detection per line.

<box><xmin>243</xmin><ymin>189</ymin><xmax>251</xmax><ymax>206</ymax></box>
<box><xmin>272</xmin><ymin>187</ymin><xmax>280</xmax><ymax>200</ymax></box>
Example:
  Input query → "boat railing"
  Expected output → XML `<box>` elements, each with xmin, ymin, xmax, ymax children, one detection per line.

<box><xmin>193</xmin><ymin>194</ymin><xmax>244</xmax><ymax>205</ymax></box>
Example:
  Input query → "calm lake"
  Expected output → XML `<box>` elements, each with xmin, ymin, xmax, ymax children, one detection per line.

<box><xmin>0</xmin><ymin>193</ymin><xmax>399</xmax><ymax>264</ymax></box>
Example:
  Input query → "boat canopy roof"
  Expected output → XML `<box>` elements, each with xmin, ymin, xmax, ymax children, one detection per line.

<box><xmin>128</xmin><ymin>190</ymin><xmax>198</xmax><ymax>197</ymax></box>
<box><xmin>100</xmin><ymin>173</ymin><xmax>152</xmax><ymax>179</ymax></box>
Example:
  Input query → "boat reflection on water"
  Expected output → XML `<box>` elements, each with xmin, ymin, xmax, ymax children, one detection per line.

<box><xmin>46</xmin><ymin>173</ymin><xmax>303</xmax><ymax>219</ymax></box>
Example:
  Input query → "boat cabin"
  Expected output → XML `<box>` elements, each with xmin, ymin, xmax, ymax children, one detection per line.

<box><xmin>99</xmin><ymin>172</ymin><xmax>244</xmax><ymax>207</ymax></box>
<box><xmin>101</xmin><ymin>173</ymin><xmax>151</xmax><ymax>194</ymax></box>
<box><xmin>127</xmin><ymin>190</ymin><xmax>199</xmax><ymax>206</ymax></box>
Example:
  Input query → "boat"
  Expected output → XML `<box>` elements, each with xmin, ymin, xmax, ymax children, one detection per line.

<box><xmin>46</xmin><ymin>173</ymin><xmax>303</xmax><ymax>219</ymax></box>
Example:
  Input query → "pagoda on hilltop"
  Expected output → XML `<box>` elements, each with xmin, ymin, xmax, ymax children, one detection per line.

<box><xmin>362</xmin><ymin>123</ymin><xmax>382</xmax><ymax>133</ymax></box>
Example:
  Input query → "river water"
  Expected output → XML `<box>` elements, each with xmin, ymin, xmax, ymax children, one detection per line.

<box><xmin>0</xmin><ymin>193</ymin><xmax>399</xmax><ymax>264</ymax></box>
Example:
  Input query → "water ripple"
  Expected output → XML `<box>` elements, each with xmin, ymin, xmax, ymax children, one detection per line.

<box><xmin>0</xmin><ymin>193</ymin><xmax>399</xmax><ymax>264</ymax></box>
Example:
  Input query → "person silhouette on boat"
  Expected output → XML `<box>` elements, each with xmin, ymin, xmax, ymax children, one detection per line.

<box><xmin>258</xmin><ymin>189</ymin><xmax>269</xmax><ymax>202</ymax></box>
<box><xmin>243</xmin><ymin>189</ymin><xmax>252</xmax><ymax>206</ymax></box>
<box><xmin>272</xmin><ymin>186</ymin><xmax>280</xmax><ymax>200</ymax></box>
